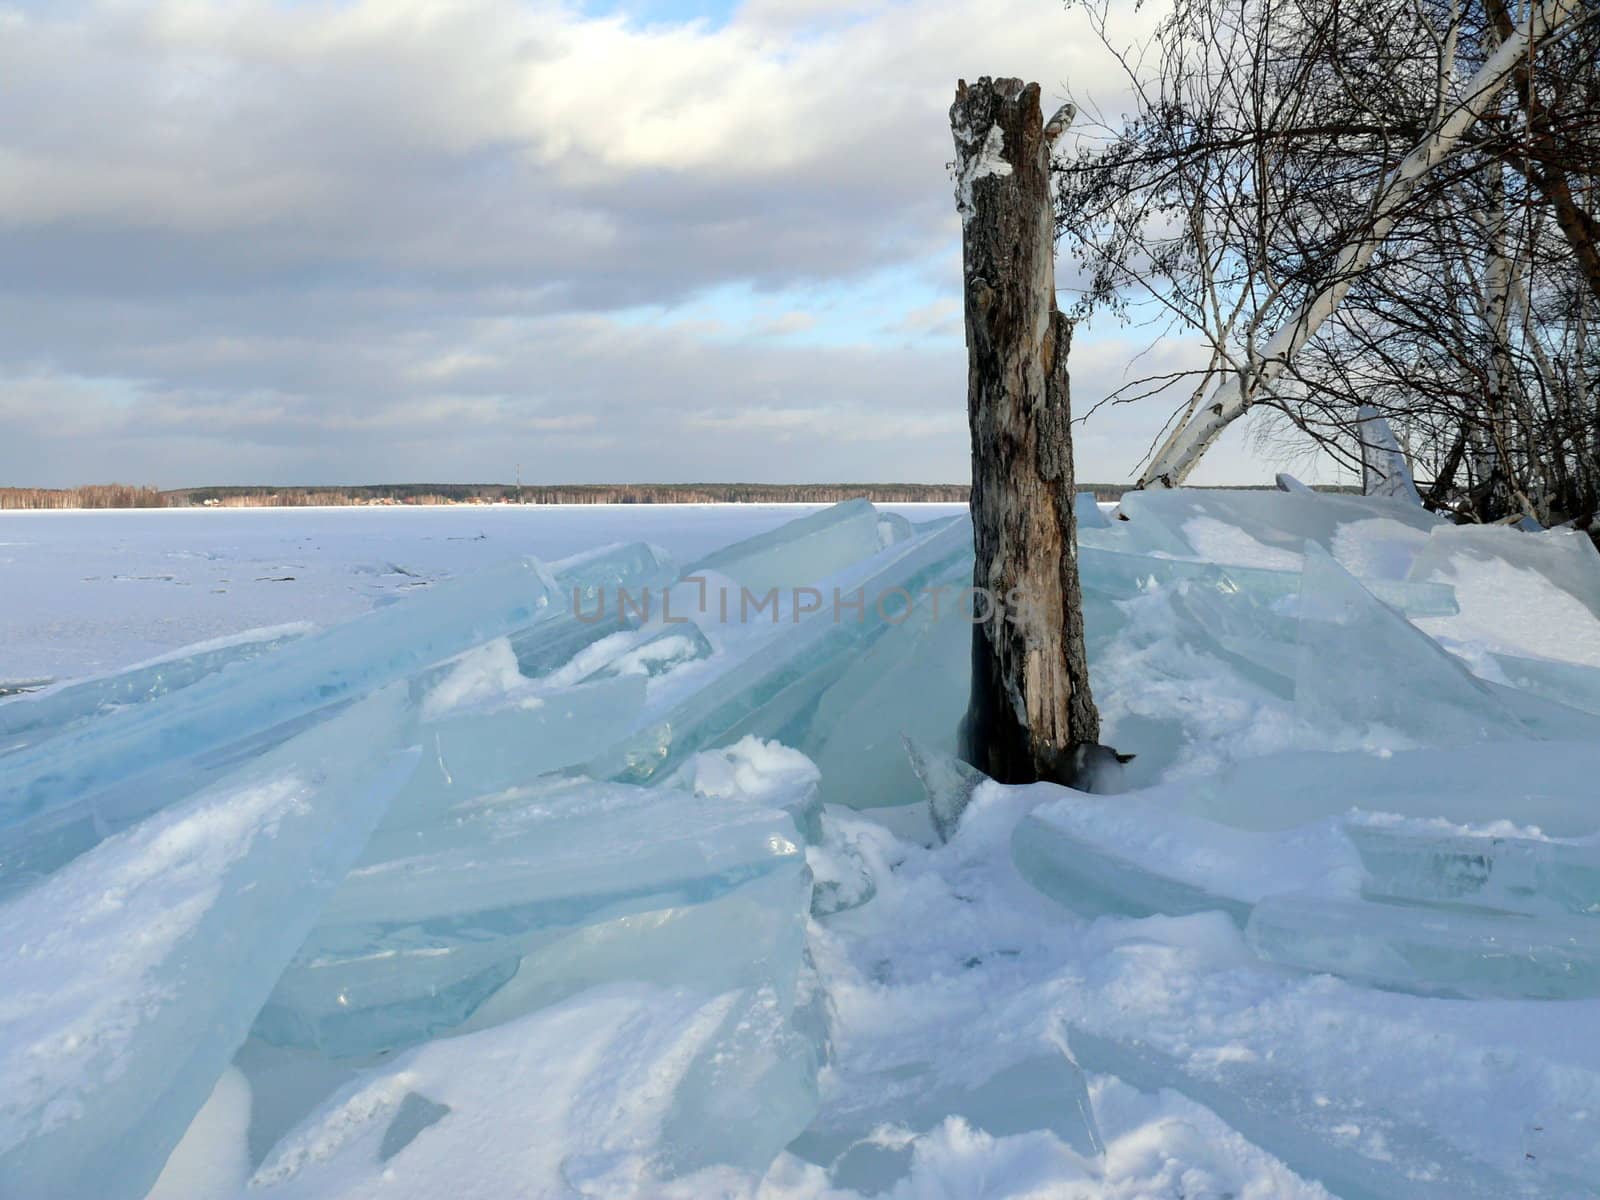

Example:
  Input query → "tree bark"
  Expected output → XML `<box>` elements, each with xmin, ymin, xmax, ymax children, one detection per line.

<box><xmin>952</xmin><ymin>77</ymin><xmax>1099</xmax><ymax>786</ymax></box>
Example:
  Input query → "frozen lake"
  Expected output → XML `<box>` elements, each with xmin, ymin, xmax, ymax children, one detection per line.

<box><xmin>0</xmin><ymin>504</ymin><xmax>966</xmax><ymax>682</ymax></box>
<box><xmin>6</xmin><ymin>492</ymin><xmax>1600</xmax><ymax>1199</ymax></box>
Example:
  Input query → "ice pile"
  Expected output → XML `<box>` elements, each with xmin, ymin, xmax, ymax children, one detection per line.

<box><xmin>0</xmin><ymin>502</ymin><xmax>970</xmax><ymax>1198</ymax></box>
<box><xmin>4</xmin><ymin>489</ymin><xmax>1600</xmax><ymax>1199</ymax></box>
<box><xmin>993</xmin><ymin>489</ymin><xmax>1600</xmax><ymax>1197</ymax></box>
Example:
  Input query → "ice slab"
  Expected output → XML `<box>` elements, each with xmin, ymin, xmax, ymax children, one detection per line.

<box><xmin>1116</xmin><ymin>487</ymin><xmax>1443</xmax><ymax>561</ymax></box>
<box><xmin>1246</xmin><ymin>892</ymin><xmax>1600</xmax><ymax>1000</ymax></box>
<box><xmin>1357</xmin><ymin>405</ymin><xmax>1424</xmax><ymax>505</ymax></box>
<box><xmin>520</xmin><ymin>620</ymin><xmax>713</xmax><ymax>690</ymax></box>
<box><xmin>1408</xmin><ymin>523</ymin><xmax>1600</xmax><ymax>622</ymax></box>
<box><xmin>1483</xmin><ymin>676</ymin><xmax>1600</xmax><ymax>740</ymax></box>
<box><xmin>1015</xmin><ymin>765</ymin><xmax>1600</xmax><ymax>937</ymax></box>
<box><xmin>1080</xmin><ymin>589</ymin><xmax>1130</xmax><ymax>662</ymax></box>
<box><xmin>250</xmin><ymin>982</ymin><xmax>818</xmax><ymax>1197</ymax></box>
<box><xmin>1078</xmin><ymin>505</ymin><xmax>1196</xmax><ymax>557</ymax></box>
<box><xmin>1148</xmin><ymin>740</ymin><xmax>1600</xmax><ymax>836</ymax></box>
<box><xmin>1013</xmin><ymin>789</ymin><xmax>1359</xmax><ymax>923</ymax></box>
<box><xmin>1294</xmin><ymin>545</ymin><xmax>1524</xmax><ymax>746</ymax></box>
<box><xmin>506</xmin><ymin>541</ymin><xmax>678</xmax><ymax>678</ymax></box>
<box><xmin>1164</xmin><ymin>585</ymin><xmax>1299</xmax><ymax>697</ymax></box>
<box><xmin>1079</xmin><ymin>543</ymin><xmax>1458</xmax><ymax>617</ymax></box>
<box><xmin>687</xmin><ymin>498</ymin><xmax>888</xmax><ymax>592</ymax></box>
<box><xmin>554</xmin><ymin>540</ymin><xmax>676</xmax><ymax>600</ymax></box>
<box><xmin>255</xmin><ymin>777</ymin><xmax>810</xmax><ymax>1057</ymax></box>
<box><xmin>1346</xmin><ymin>817</ymin><xmax>1600</xmax><ymax>917</ymax></box>
<box><xmin>789</xmin><ymin>1048</ymin><xmax>1102</xmax><ymax>1193</ymax></box>
<box><xmin>877</xmin><ymin>510</ymin><xmax>916</xmax><ymax>546</ymax></box>
<box><xmin>0</xmin><ymin>702</ymin><xmax>374</xmax><ymax>899</ymax></box>
<box><xmin>1075</xmin><ymin>491</ymin><xmax>1110</xmax><ymax>529</ymax></box>
<box><xmin>657</xmin><ymin>981</ymin><xmax>822</xmax><ymax>1177</ymax></box>
<box><xmin>0</xmin><ymin>688</ymin><xmax>417</xmax><ymax>1200</ymax></box>
<box><xmin>1490</xmin><ymin>651</ymin><xmax>1600</xmax><ymax>716</ymax></box>
<box><xmin>804</xmin><ymin>557</ymin><xmax>972</xmax><ymax>810</ymax></box>
<box><xmin>1</xmin><ymin>556</ymin><xmax>559</xmax><ymax>828</ymax></box>
<box><xmin>586</xmin><ymin>517</ymin><xmax>975</xmax><ymax>786</ymax></box>
<box><xmin>382</xmin><ymin>674</ymin><xmax>648</xmax><ymax>828</ymax></box>
<box><xmin>0</xmin><ymin>623</ymin><xmax>310</xmax><ymax>757</ymax></box>
<box><xmin>458</xmin><ymin>858</ymin><xmax>817</xmax><ymax>1036</ymax></box>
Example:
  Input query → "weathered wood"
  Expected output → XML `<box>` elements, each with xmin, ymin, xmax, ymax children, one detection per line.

<box><xmin>952</xmin><ymin>77</ymin><xmax>1099</xmax><ymax>786</ymax></box>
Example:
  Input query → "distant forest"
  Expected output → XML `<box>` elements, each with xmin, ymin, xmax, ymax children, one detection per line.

<box><xmin>0</xmin><ymin>483</ymin><xmax>977</xmax><ymax>510</ymax></box>
<box><xmin>0</xmin><ymin>481</ymin><xmax>1356</xmax><ymax>510</ymax></box>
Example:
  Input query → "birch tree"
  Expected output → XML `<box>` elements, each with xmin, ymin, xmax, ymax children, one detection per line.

<box><xmin>1135</xmin><ymin>0</ymin><xmax>1579</xmax><ymax>488</ymax></box>
<box><xmin>1056</xmin><ymin>0</ymin><xmax>1595</xmax><ymax>523</ymax></box>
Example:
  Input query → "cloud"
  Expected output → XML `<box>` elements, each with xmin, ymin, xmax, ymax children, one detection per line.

<box><xmin>0</xmin><ymin>0</ymin><xmax>1306</xmax><ymax>487</ymax></box>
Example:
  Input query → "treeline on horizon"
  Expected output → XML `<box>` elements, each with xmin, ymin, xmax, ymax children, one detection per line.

<box><xmin>0</xmin><ymin>484</ymin><xmax>169</xmax><ymax>510</ymax></box>
<box><xmin>0</xmin><ymin>481</ymin><xmax>1361</xmax><ymax>510</ymax></box>
<box><xmin>1</xmin><ymin>482</ymin><xmax>979</xmax><ymax>510</ymax></box>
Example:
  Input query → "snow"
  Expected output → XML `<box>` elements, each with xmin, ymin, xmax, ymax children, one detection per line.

<box><xmin>2</xmin><ymin>496</ymin><xmax>1599</xmax><ymax>1199</ymax></box>
<box><xmin>1181</xmin><ymin>515</ymin><xmax>1304</xmax><ymax>571</ymax></box>
<box><xmin>1415</xmin><ymin>553</ymin><xmax>1600</xmax><ymax>667</ymax></box>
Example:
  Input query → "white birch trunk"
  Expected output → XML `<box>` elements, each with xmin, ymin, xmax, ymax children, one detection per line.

<box><xmin>1138</xmin><ymin>0</ymin><xmax>1578</xmax><ymax>489</ymax></box>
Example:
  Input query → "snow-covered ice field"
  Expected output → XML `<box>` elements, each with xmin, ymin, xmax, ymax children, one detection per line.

<box><xmin>0</xmin><ymin>505</ymin><xmax>955</xmax><ymax>683</ymax></box>
<box><xmin>4</xmin><ymin>495</ymin><xmax>1600</xmax><ymax>1200</ymax></box>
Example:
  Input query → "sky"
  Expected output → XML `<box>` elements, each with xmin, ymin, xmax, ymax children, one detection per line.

<box><xmin>0</xmin><ymin>0</ymin><xmax>1332</xmax><ymax>488</ymax></box>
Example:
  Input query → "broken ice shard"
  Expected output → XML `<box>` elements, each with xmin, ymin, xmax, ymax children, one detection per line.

<box><xmin>1151</xmin><ymin>739</ymin><xmax>1600</xmax><ymax>837</ymax></box>
<box><xmin>1013</xmin><ymin>790</ymin><xmax>1359</xmax><ymax>923</ymax></box>
<box><xmin>506</xmin><ymin>541</ymin><xmax>678</xmax><ymax>677</ymax></box>
<box><xmin>249</xmin><ymin>981</ymin><xmax>818</xmax><ymax>1197</ymax></box>
<box><xmin>1075</xmin><ymin>490</ymin><xmax>1110</xmax><ymax>528</ymax></box>
<box><xmin>1078</xmin><ymin>543</ymin><xmax>1458</xmax><ymax>617</ymax></box>
<box><xmin>1164</xmin><ymin>584</ymin><xmax>1299</xmax><ymax>697</ymax></box>
<box><xmin>805</xmin><ymin>552</ymin><xmax>972</xmax><ymax>810</ymax></box>
<box><xmin>1115</xmin><ymin>487</ymin><xmax>1442</xmax><ymax>561</ymax></box>
<box><xmin>1490</xmin><ymin>651</ymin><xmax>1600</xmax><ymax>717</ymax></box>
<box><xmin>586</xmin><ymin>516</ymin><xmax>975</xmax><ymax>787</ymax></box>
<box><xmin>1357</xmin><ymin>405</ymin><xmax>1424</xmax><ymax>506</ymax></box>
<box><xmin>1245</xmin><ymin>891</ymin><xmax>1600</xmax><ymax>1000</ymax></box>
<box><xmin>688</xmin><ymin>498</ymin><xmax>889</xmax><ymax>592</ymax></box>
<box><xmin>788</xmin><ymin>1047</ymin><xmax>1102</xmax><ymax>1193</ymax></box>
<box><xmin>656</xmin><ymin>982</ymin><xmax>822</xmax><ymax>1176</ymax></box>
<box><xmin>383</xmin><ymin>674</ymin><xmax>648</xmax><ymax>828</ymax></box>
<box><xmin>877</xmin><ymin>510</ymin><xmax>916</xmax><ymax>546</ymax></box>
<box><xmin>1294</xmin><ymin>544</ymin><xmax>1524</xmax><ymax>746</ymax></box>
<box><xmin>254</xmin><ymin>775</ymin><xmax>810</xmax><ymax>1057</ymax></box>
<box><xmin>904</xmin><ymin>738</ymin><xmax>987</xmax><ymax>843</ymax></box>
<box><xmin>1345</xmin><ymin>816</ymin><xmax>1600</xmax><ymax>917</ymax></box>
<box><xmin>1407</xmin><ymin>522</ymin><xmax>1600</xmax><ymax>623</ymax></box>
<box><xmin>0</xmin><ymin>623</ymin><xmax>310</xmax><ymax>757</ymax></box>
<box><xmin>0</xmin><ymin>687</ymin><xmax>417</xmax><ymax>1200</ymax></box>
<box><xmin>1</xmin><ymin>556</ymin><xmax>559</xmax><ymax>827</ymax></box>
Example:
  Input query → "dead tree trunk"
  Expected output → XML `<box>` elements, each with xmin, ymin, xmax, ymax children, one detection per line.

<box><xmin>952</xmin><ymin>77</ymin><xmax>1099</xmax><ymax>786</ymax></box>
